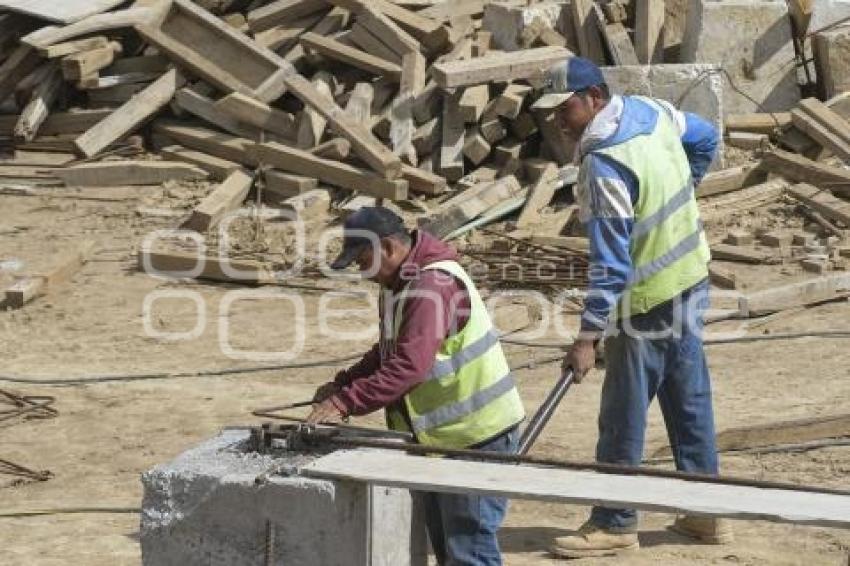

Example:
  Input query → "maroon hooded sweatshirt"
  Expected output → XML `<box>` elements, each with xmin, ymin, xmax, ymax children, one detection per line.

<box><xmin>330</xmin><ymin>230</ymin><xmax>471</xmax><ymax>416</ymax></box>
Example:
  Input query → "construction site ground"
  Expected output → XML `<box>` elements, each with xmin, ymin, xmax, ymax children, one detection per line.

<box><xmin>1</xmin><ymin>175</ymin><xmax>849</xmax><ymax>566</ymax></box>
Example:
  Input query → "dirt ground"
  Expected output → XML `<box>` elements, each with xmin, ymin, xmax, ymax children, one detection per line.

<box><xmin>1</xmin><ymin>172</ymin><xmax>850</xmax><ymax>566</ymax></box>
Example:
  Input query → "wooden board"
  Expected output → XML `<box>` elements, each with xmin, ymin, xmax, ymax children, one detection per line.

<box><xmin>602</xmin><ymin>23</ymin><xmax>639</xmax><ymax>65</ymax></box>
<box><xmin>0</xmin><ymin>0</ymin><xmax>125</xmax><ymax>24</ymax></box>
<box><xmin>299</xmin><ymin>32</ymin><xmax>402</xmax><ymax>80</ymax></box>
<box><xmin>247</xmin><ymin>0</ymin><xmax>330</xmax><ymax>33</ymax></box>
<box><xmin>761</xmin><ymin>149</ymin><xmax>850</xmax><ymax>197</ymax></box>
<box><xmin>251</xmin><ymin>141</ymin><xmax>407</xmax><ymax>199</ymax></box>
<box><xmin>725</xmin><ymin>113</ymin><xmax>791</xmax><ymax>134</ymax></box>
<box><xmin>160</xmin><ymin>145</ymin><xmax>243</xmax><ymax>181</ymax></box>
<box><xmin>303</xmin><ymin>449</ymin><xmax>850</xmax><ymax>528</ymax></box>
<box><xmin>4</xmin><ymin>241</ymin><xmax>95</xmax><ymax>309</ymax></box>
<box><xmin>697</xmin><ymin>164</ymin><xmax>767</xmax><ymax>198</ymax></box>
<box><xmin>138</xmin><ymin>249</ymin><xmax>274</xmax><ymax>285</ymax></box>
<box><xmin>37</xmin><ymin>36</ymin><xmax>110</xmax><ymax>59</ymax></box>
<box><xmin>514</xmin><ymin>163</ymin><xmax>558</xmax><ymax>229</ymax></box>
<box><xmin>214</xmin><ymin>92</ymin><xmax>297</xmax><ymax>140</ymax></box>
<box><xmin>570</xmin><ymin>0</ymin><xmax>605</xmax><ymax>64</ymax></box>
<box><xmin>422</xmin><ymin>176</ymin><xmax>521</xmax><ymax>238</ymax></box>
<box><xmin>22</xmin><ymin>6</ymin><xmax>164</xmax><ymax>49</ymax></box>
<box><xmin>74</xmin><ymin>68</ymin><xmax>184</xmax><ymax>158</ymax></box>
<box><xmin>653</xmin><ymin>413</ymin><xmax>850</xmax><ymax>457</ymax></box>
<box><xmin>710</xmin><ymin>243</ymin><xmax>776</xmax><ymax>265</ymax></box>
<box><xmin>440</xmin><ymin>89</ymin><xmax>465</xmax><ymax>182</ymax></box>
<box><xmin>55</xmin><ymin>160</ymin><xmax>208</xmax><ymax>186</ymax></box>
<box><xmin>635</xmin><ymin>0</ymin><xmax>664</xmax><ymax>64</ymax></box>
<box><xmin>174</xmin><ymin>88</ymin><xmax>264</xmax><ymax>140</ymax></box>
<box><xmin>135</xmin><ymin>0</ymin><xmax>289</xmax><ymax>103</ymax></box>
<box><xmin>739</xmin><ymin>273</ymin><xmax>850</xmax><ymax>316</ymax></box>
<box><xmin>183</xmin><ymin>170</ymin><xmax>253</xmax><ymax>232</ymax></box>
<box><xmin>430</xmin><ymin>46</ymin><xmax>572</xmax><ymax>88</ymax></box>
<box><xmin>791</xmin><ymin>108</ymin><xmax>850</xmax><ymax>163</ymax></box>
<box><xmin>787</xmin><ymin>183</ymin><xmax>850</xmax><ymax>226</ymax></box>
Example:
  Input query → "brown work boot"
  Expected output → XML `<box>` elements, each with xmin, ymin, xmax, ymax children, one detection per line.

<box><xmin>668</xmin><ymin>515</ymin><xmax>734</xmax><ymax>544</ymax></box>
<box><xmin>550</xmin><ymin>521</ymin><xmax>639</xmax><ymax>558</ymax></box>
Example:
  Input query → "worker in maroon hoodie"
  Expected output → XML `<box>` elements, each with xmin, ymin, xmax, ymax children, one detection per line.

<box><xmin>308</xmin><ymin>207</ymin><xmax>525</xmax><ymax>565</ymax></box>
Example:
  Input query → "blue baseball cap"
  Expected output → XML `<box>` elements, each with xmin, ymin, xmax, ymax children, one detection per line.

<box><xmin>531</xmin><ymin>56</ymin><xmax>606</xmax><ymax>110</ymax></box>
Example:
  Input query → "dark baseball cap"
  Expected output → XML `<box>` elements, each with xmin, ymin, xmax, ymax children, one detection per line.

<box><xmin>531</xmin><ymin>56</ymin><xmax>606</xmax><ymax>110</ymax></box>
<box><xmin>330</xmin><ymin>207</ymin><xmax>408</xmax><ymax>270</ymax></box>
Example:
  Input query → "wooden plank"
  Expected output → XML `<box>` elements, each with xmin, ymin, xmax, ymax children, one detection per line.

<box><xmin>412</xmin><ymin>117</ymin><xmax>440</xmax><ymax>156</ymax></box>
<box><xmin>303</xmin><ymin>449</ymin><xmax>850</xmax><ymax>528</ymax></box>
<box><xmin>430</xmin><ymin>46</ymin><xmax>572</xmax><ymax>88</ymax></box>
<box><xmin>417</xmin><ymin>0</ymin><xmax>484</xmax><ymax>23</ymax></box>
<box><xmin>515</xmin><ymin>163</ymin><xmax>558</xmax><ymax>229</ymax></box>
<box><xmin>0</xmin><ymin>0</ymin><xmax>125</xmax><ymax>25</ymax></box>
<box><xmin>74</xmin><ymin>69</ymin><xmax>183</xmax><ymax>158</ymax></box>
<box><xmin>710</xmin><ymin>243</ymin><xmax>776</xmax><ymax>265</ymax></box>
<box><xmin>4</xmin><ymin>241</ymin><xmax>95</xmax><ymax>309</ymax></box>
<box><xmin>791</xmin><ymin>107</ymin><xmax>850</xmax><ymax>163</ymax></box>
<box><xmin>602</xmin><ymin>23</ymin><xmax>639</xmax><ymax>65</ymax></box>
<box><xmin>37</xmin><ymin>36</ymin><xmax>109</xmax><ymax>59</ymax></box>
<box><xmin>708</xmin><ymin>414</ymin><xmax>850</xmax><ymax>454</ymax></box>
<box><xmin>329</xmin><ymin>0</ymin><xmax>449</xmax><ymax>53</ymax></box>
<box><xmin>797</xmin><ymin>98</ymin><xmax>850</xmax><ymax>156</ymax></box>
<box><xmin>77</xmin><ymin>72</ymin><xmax>162</xmax><ymax>90</ymax></box>
<box><xmin>60</xmin><ymin>41</ymin><xmax>121</xmax><ymax>81</ymax></box>
<box><xmin>422</xmin><ymin>176</ymin><xmax>522</xmax><ymax>238</ymax></box>
<box><xmin>296</xmin><ymin>72</ymin><xmax>334</xmax><ymax>148</ymax></box>
<box><xmin>300</xmin><ymin>32</ymin><xmax>402</xmax><ymax>80</ymax></box>
<box><xmin>253</xmin><ymin>11</ymin><xmax>328</xmax><ymax>51</ymax></box>
<box><xmin>284</xmin><ymin>7</ymin><xmax>349</xmax><ymax>65</ymax></box>
<box><xmin>312</xmin><ymin>138</ymin><xmax>351</xmax><ymax>160</ymax></box>
<box><xmin>22</xmin><ymin>6</ymin><xmax>162</xmax><ymax>49</ymax></box>
<box><xmin>153</xmin><ymin>122</ymin><xmax>257</xmax><ymax>166</ymax></box>
<box><xmin>251</xmin><ymin>142</ymin><xmax>407</xmax><ymax>199</ymax></box>
<box><xmin>708</xmin><ymin>264</ymin><xmax>738</xmax><ymax>290</ymax></box>
<box><xmin>739</xmin><ymin>273</ymin><xmax>850</xmax><ymax>317</ymax></box>
<box><xmin>529</xmin><ymin>234</ymin><xmax>588</xmax><ymax>252</ymax></box>
<box><xmin>263</xmin><ymin>168</ymin><xmax>319</xmax><ymax>199</ymax></box>
<box><xmin>483</xmin><ymin>83</ymin><xmax>532</xmax><ymax>121</ymax></box>
<box><xmin>787</xmin><ymin>183</ymin><xmax>850</xmax><ymax>226</ymax></box>
<box><xmin>87</xmin><ymin>82</ymin><xmax>151</xmax><ymax>106</ymax></box>
<box><xmin>761</xmin><ymin>149</ymin><xmax>850</xmax><ymax>197</ymax></box>
<box><xmin>184</xmin><ymin>170</ymin><xmax>254</xmax><ymax>232</ymax></box>
<box><xmin>14</xmin><ymin>64</ymin><xmax>63</xmax><ymax>143</ymax></box>
<box><xmin>106</xmin><ymin>54</ymin><xmax>170</xmax><ymax>75</ymax></box>
<box><xmin>634</xmin><ymin>0</ymin><xmax>664</xmax><ymax>64</ymax></box>
<box><xmin>725</xmin><ymin>113</ymin><xmax>791</xmax><ymax>134</ymax></box>
<box><xmin>463</xmin><ymin>128</ymin><xmax>491</xmax><ymax>165</ymax></box>
<box><xmin>0</xmin><ymin>46</ymin><xmax>42</xmax><ymax>109</ymax></box>
<box><xmin>345</xmin><ymin>82</ymin><xmax>374</xmax><ymax>126</ymax></box>
<box><xmin>137</xmin><ymin>249</ymin><xmax>273</xmax><ymax>285</ymax></box>
<box><xmin>358</xmin><ymin>5</ymin><xmax>422</xmax><ymax>57</ymax></box>
<box><xmin>480</xmin><ymin>118</ymin><xmax>507</xmax><ymax>145</ymax></box>
<box><xmin>175</xmin><ymin>88</ymin><xmax>263</xmax><ymax>140</ymax></box>
<box><xmin>54</xmin><ymin>161</ymin><xmax>208</xmax><ymax>187</ymax></box>
<box><xmin>247</xmin><ymin>0</ymin><xmax>330</xmax><ymax>33</ymax></box>
<box><xmin>440</xmin><ymin>89</ymin><xmax>465</xmax><ymax>182</ymax></box>
<box><xmin>570</xmin><ymin>0</ymin><xmax>605</xmax><ymax>64</ymax></box>
<box><xmin>349</xmin><ymin>22</ymin><xmax>402</xmax><ymax>64</ymax></box>
<box><xmin>458</xmin><ymin>85</ymin><xmax>489</xmax><ymax>123</ymax></box>
<box><xmin>696</xmin><ymin>164</ymin><xmax>768</xmax><ymax>198</ymax></box>
<box><xmin>160</xmin><ymin>145</ymin><xmax>243</xmax><ymax>181</ymax></box>
<box><xmin>214</xmin><ymin>92</ymin><xmax>298</xmax><ymax>140</ymax></box>
<box><xmin>400</xmin><ymin>164</ymin><xmax>447</xmax><ymax>196</ymax></box>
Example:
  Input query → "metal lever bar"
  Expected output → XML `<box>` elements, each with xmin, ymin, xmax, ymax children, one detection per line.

<box><xmin>517</xmin><ymin>368</ymin><xmax>575</xmax><ymax>455</ymax></box>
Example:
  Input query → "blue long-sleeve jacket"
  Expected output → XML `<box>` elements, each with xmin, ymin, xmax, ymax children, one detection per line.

<box><xmin>577</xmin><ymin>95</ymin><xmax>718</xmax><ymax>333</ymax></box>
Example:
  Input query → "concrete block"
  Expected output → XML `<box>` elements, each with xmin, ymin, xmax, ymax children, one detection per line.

<box><xmin>141</xmin><ymin>430</ymin><xmax>426</xmax><ymax>566</ymax></box>
<box><xmin>483</xmin><ymin>1</ymin><xmax>569</xmax><ymax>51</ymax></box>
<box><xmin>814</xmin><ymin>24</ymin><xmax>850</xmax><ymax>100</ymax></box>
<box><xmin>601</xmin><ymin>64</ymin><xmax>725</xmax><ymax>167</ymax></box>
<box><xmin>681</xmin><ymin>0</ymin><xmax>800</xmax><ymax>114</ymax></box>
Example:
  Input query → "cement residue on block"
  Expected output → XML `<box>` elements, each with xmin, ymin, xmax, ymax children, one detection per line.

<box><xmin>681</xmin><ymin>0</ymin><xmax>800</xmax><ymax>114</ymax></box>
<box><xmin>483</xmin><ymin>1</ymin><xmax>570</xmax><ymax>51</ymax></box>
<box><xmin>141</xmin><ymin>430</ymin><xmax>424</xmax><ymax>566</ymax></box>
<box><xmin>601</xmin><ymin>64</ymin><xmax>725</xmax><ymax>168</ymax></box>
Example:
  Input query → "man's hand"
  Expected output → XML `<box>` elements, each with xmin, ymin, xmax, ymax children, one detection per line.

<box><xmin>306</xmin><ymin>398</ymin><xmax>344</xmax><ymax>425</ymax></box>
<box><xmin>313</xmin><ymin>381</ymin><xmax>341</xmax><ymax>403</ymax></box>
<box><xmin>562</xmin><ymin>338</ymin><xmax>597</xmax><ymax>383</ymax></box>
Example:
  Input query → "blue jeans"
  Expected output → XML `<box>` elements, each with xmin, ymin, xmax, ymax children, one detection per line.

<box><xmin>590</xmin><ymin>280</ymin><xmax>718</xmax><ymax>532</ymax></box>
<box><xmin>422</xmin><ymin>427</ymin><xmax>518</xmax><ymax>565</ymax></box>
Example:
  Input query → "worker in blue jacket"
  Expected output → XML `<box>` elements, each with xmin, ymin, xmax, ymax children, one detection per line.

<box><xmin>531</xmin><ymin>57</ymin><xmax>732</xmax><ymax>558</ymax></box>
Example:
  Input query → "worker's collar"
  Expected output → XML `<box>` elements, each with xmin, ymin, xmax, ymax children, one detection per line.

<box><xmin>575</xmin><ymin>94</ymin><xmax>624</xmax><ymax>162</ymax></box>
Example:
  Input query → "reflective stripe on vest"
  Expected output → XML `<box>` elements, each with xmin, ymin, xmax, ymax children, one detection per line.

<box><xmin>386</xmin><ymin>259</ymin><xmax>525</xmax><ymax>448</ymax></box>
<box><xmin>590</xmin><ymin>96</ymin><xmax>710</xmax><ymax>315</ymax></box>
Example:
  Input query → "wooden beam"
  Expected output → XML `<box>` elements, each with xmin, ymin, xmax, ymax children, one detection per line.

<box><xmin>358</xmin><ymin>5</ymin><xmax>421</xmax><ymax>57</ymax></box>
<box><xmin>400</xmin><ymin>164</ymin><xmax>446</xmax><ymax>196</ymax></box>
<box><xmin>422</xmin><ymin>176</ymin><xmax>522</xmax><ymax>238</ymax></box>
<box><xmin>247</xmin><ymin>0</ymin><xmax>330</xmax><ymax>33</ymax></box>
<box><xmin>137</xmin><ymin>249</ymin><xmax>274</xmax><ymax>285</ymax></box>
<box><xmin>344</xmin><ymin>82</ymin><xmax>375</xmax><ymax>126</ymax></box>
<box><xmin>761</xmin><ymin>149</ymin><xmax>850</xmax><ymax>197</ymax></box>
<box><xmin>634</xmin><ymin>0</ymin><xmax>664</xmax><ymax>64</ymax></box>
<box><xmin>601</xmin><ymin>23</ymin><xmax>639</xmax><ymax>65</ymax></box>
<box><xmin>296</xmin><ymin>72</ymin><xmax>334</xmax><ymax>148</ymax></box>
<box><xmin>440</xmin><ymin>89</ymin><xmax>465</xmax><ymax>182</ymax></box>
<box><xmin>463</xmin><ymin>128</ymin><xmax>491</xmax><ymax>165</ymax></box>
<box><xmin>14</xmin><ymin>64</ymin><xmax>63</xmax><ymax>143</ymax></box>
<box><xmin>458</xmin><ymin>84</ymin><xmax>489</xmax><ymax>123</ymax></box>
<box><xmin>303</xmin><ymin>449</ymin><xmax>850</xmax><ymax>528</ymax></box>
<box><xmin>0</xmin><ymin>109</ymin><xmax>113</xmax><ymax>137</ymax></box>
<box><xmin>349</xmin><ymin>22</ymin><xmax>402</xmax><ymax>64</ymax></box>
<box><xmin>430</xmin><ymin>46</ymin><xmax>572</xmax><ymax>88</ymax></box>
<box><xmin>791</xmin><ymin>108</ymin><xmax>850</xmax><ymax>163</ymax></box>
<box><xmin>5</xmin><ymin>241</ymin><xmax>95</xmax><ymax>309</ymax></box>
<box><xmin>515</xmin><ymin>163</ymin><xmax>558</xmax><ymax>230</ymax></box>
<box><xmin>214</xmin><ymin>92</ymin><xmax>297</xmax><ymax>140</ymax></box>
<box><xmin>0</xmin><ymin>46</ymin><xmax>42</xmax><ymax>108</ymax></box>
<box><xmin>74</xmin><ymin>68</ymin><xmax>184</xmax><ymax>158</ymax></box>
<box><xmin>154</xmin><ymin>122</ymin><xmax>257</xmax><ymax>166</ymax></box>
<box><xmin>284</xmin><ymin>7</ymin><xmax>349</xmax><ymax>65</ymax></box>
<box><xmin>60</xmin><ymin>41</ymin><xmax>121</xmax><ymax>81</ymax></box>
<box><xmin>710</xmin><ymin>243</ymin><xmax>777</xmax><ymax>265</ymax></box>
<box><xmin>253</xmin><ymin>11</ymin><xmax>328</xmax><ymax>51</ymax></box>
<box><xmin>787</xmin><ymin>183</ymin><xmax>850</xmax><ymax>226</ymax></box>
<box><xmin>175</xmin><ymin>88</ymin><xmax>264</xmax><ymax>140</ymax></box>
<box><xmin>134</xmin><ymin>0</ymin><xmax>289</xmax><ymax>103</ymax></box>
<box><xmin>725</xmin><ymin>113</ymin><xmax>790</xmax><ymax>134</ymax></box>
<box><xmin>160</xmin><ymin>145</ymin><xmax>243</xmax><ymax>181</ymax></box>
<box><xmin>570</xmin><ymin>0</ymin><xmax>605</xmax><ymax>64</ymax></box>
<box><xmin>54</xmin><ymin>160</ymin><xmax>208</xmax><ymax>186</ymax></box>
<box><xmin>21</xmin><ymin>6</ymin><xmax>162</xmax><ymax>48</ymax></box>
<box><xmin>251</xmin><ymin>141</ymin><xmax>407</xmax><ymax>199</ymax></box>
<box><xmin>708</xmin><ymin>264</ymin><xmax>738</xmax><ymax>290</ymax></box>
<box><xmin>263</xmin><ymin>169</ymin><xmax>319</xmax><ymax>199</ymax></box>
<box><xmin>183</xmin><ymin>170</ymin><xmax>254</xmax><ymax>232</ymax></box>
<box><xmin>300</xmin><ymin>32</ymin><xmax>402</xmax><ymax>80</ymax></box>
<box><xmin>739</xmin><ymin>273</ymin><xmax>850</xmax><ymax>317</ymax></box>
<box><xmin>37</xmin><ymin>36</ymin><xmax>109</xmax><ymax>58</ymax></box>
<box><xmin>697</xmin><ymin>164</ymin><xmax>768</xmax><ymax>198</ymax></box>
